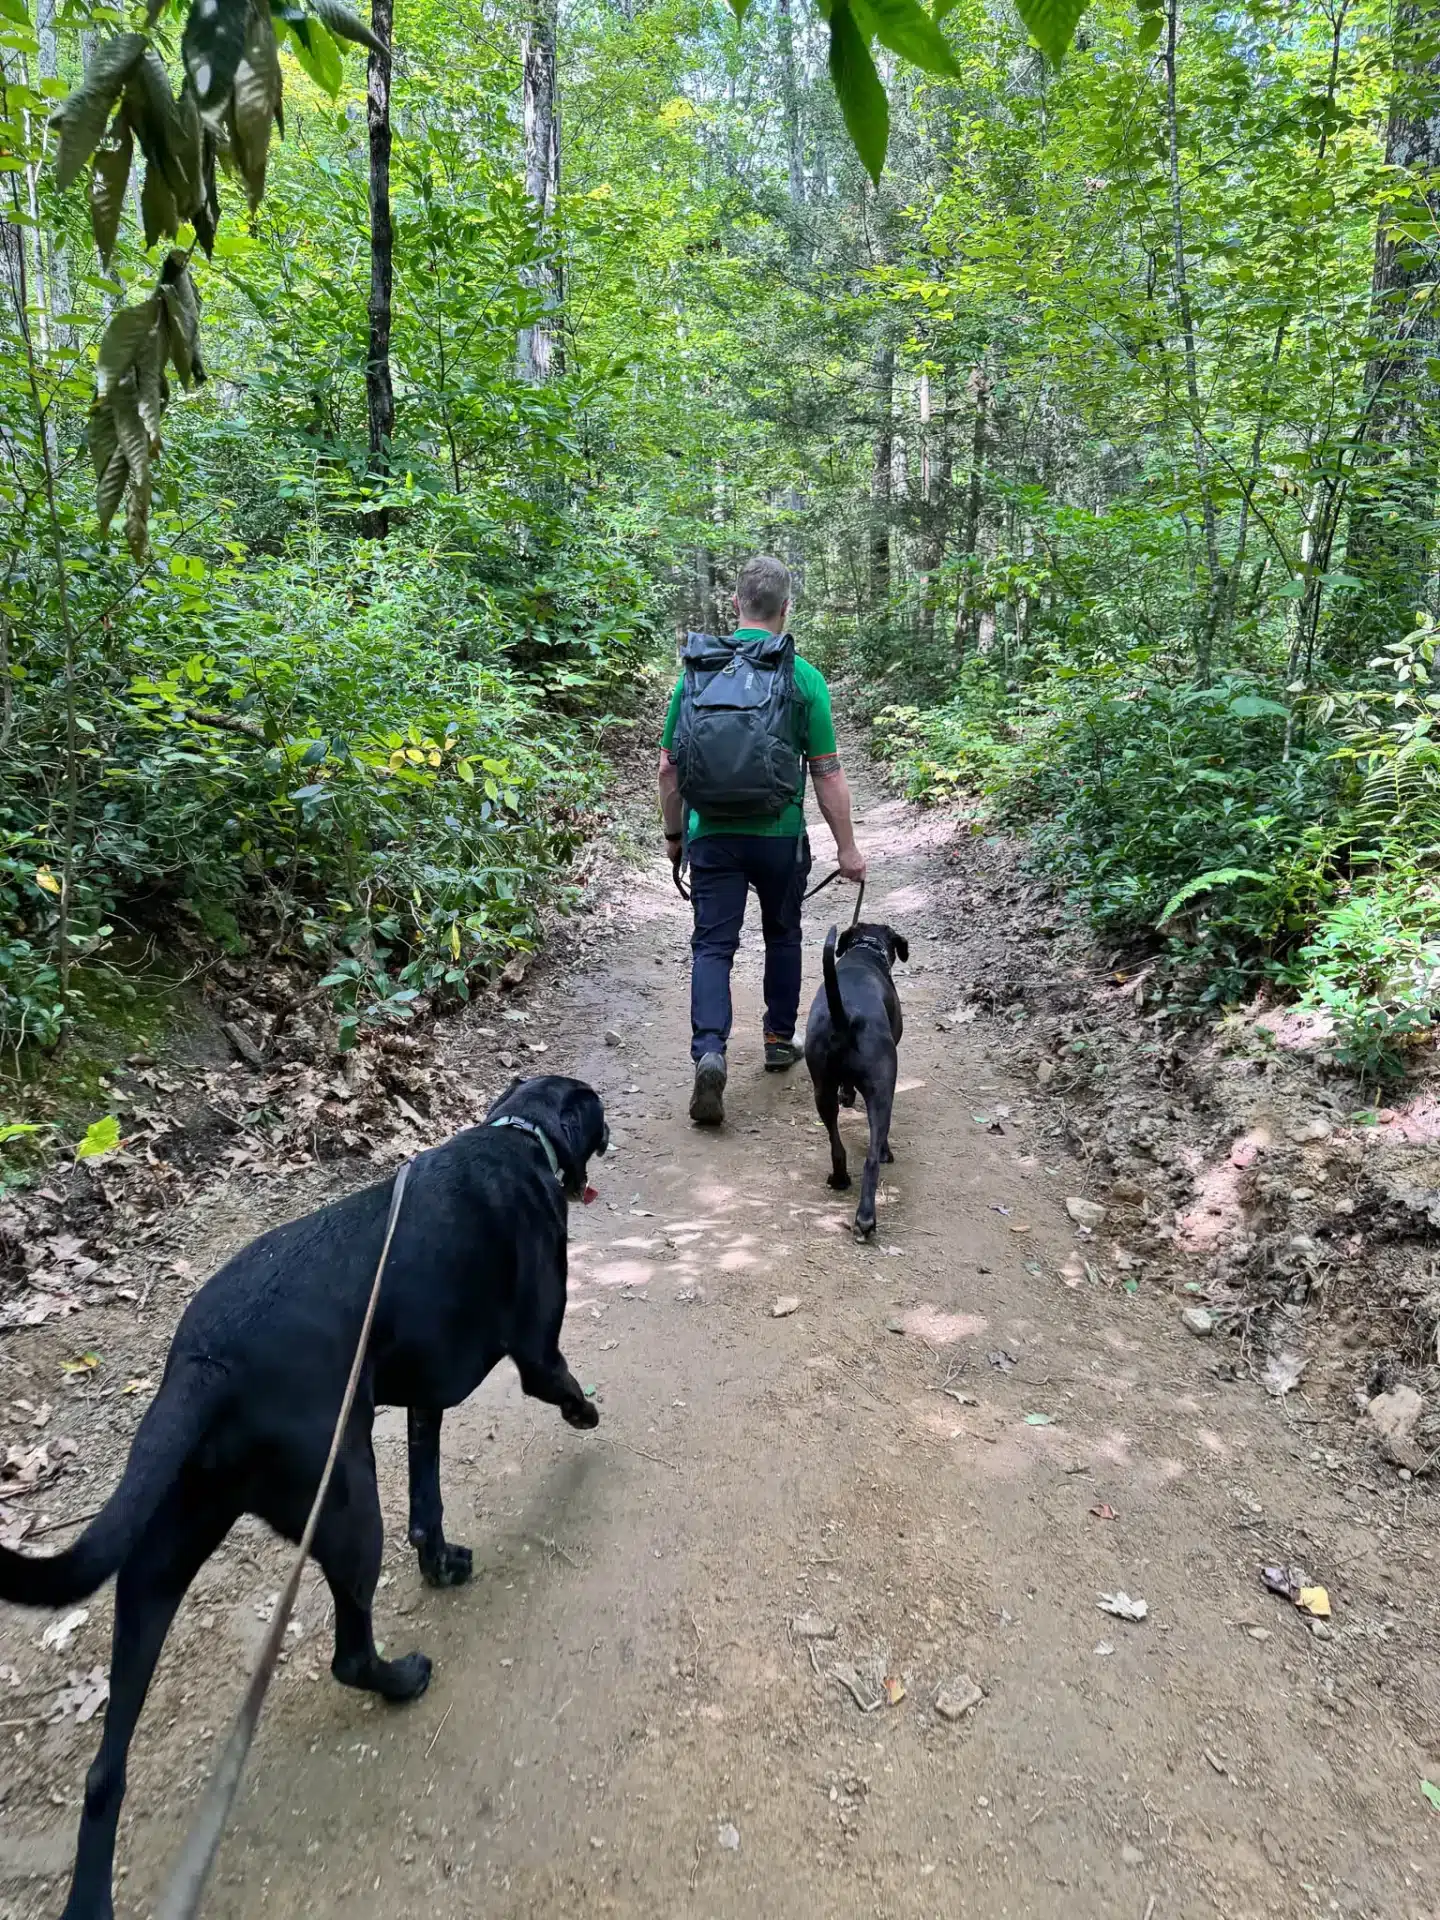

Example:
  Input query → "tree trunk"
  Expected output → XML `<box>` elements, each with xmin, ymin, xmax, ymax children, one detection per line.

<box><xmin>954</xmin><ymin>362</ymin><xmax>990</xmax><ymax>660</ymax></box>
<box><xmin>1331</xmin><ymin>0</ymin><xmax>1440</xmax><ymax>667</ymax></box>
<box><xmin>362</xmin><ymin>0</ymin><xmax>395</xmax><ymax>540</ymax></box>
<box><xmin>869</xmin><ymin>346</ymin><xmax>894</xmax><ymax>608</ymax></box>
<box><xmin>918</xmin><ymin>370</ymin><xmax>951</xmax><ymax>649</ymax></box>
<box><xmin>518</xmin><ymin>0</ymin><xmax>562</xmax><ymax>382</ymax></box>
<box><xmin>777</xmin><ymin>0</ymin><xmax>804</xmax><ymax>216</ymax></box>
<box><xmin>1162</xmin><ymin>0</ymin><xmax>1222</xmax><ymax>679</ymax></box>
<box><xmin>37</xmin><ymin>0</ymin><xmax>71</xmax><ymax>345</ymax></box>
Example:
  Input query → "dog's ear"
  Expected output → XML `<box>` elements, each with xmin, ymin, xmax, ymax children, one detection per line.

<box><xmin>891</xmin><ymin>932</ymin><xmax>909</xmax><ymax>964</ymax></box>
<box><xmin>836</xmin><ymin>925</ymin><xmax>858</xmax><ymax>956</ymax></box>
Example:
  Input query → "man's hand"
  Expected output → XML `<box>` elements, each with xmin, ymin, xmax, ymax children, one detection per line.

<box><xmin>837</xmin><ymin>841</ymin><xmax>866</xmax><ymax>884</ymax></box>
<box><xmin>665</xmin><ymin>832</ymin><xmax>689</xmax><ymax>898</ymax></box>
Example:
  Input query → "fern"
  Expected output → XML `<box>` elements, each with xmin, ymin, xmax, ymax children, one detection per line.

<box><xmin>1157</xmin><ymin>867</ymin><xmax>1275</xmax><ymax>928</ymax></box>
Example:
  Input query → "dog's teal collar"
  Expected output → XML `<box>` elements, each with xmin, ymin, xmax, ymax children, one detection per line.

<box><xmin>489</xmin><ymin>1114</ymin><xmax>564</xmax><ymax>1185</ymax></box>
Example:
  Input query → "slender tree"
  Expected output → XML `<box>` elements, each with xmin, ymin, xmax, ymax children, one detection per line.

<box><xmin>362</xmin><ymin>0</ymin><xmax>396</xmax><ymax>539</ymax></box>
<box><xmin>518</xmin><ymin>0</ymin><xmax>562</xmax><ymax>381</ymax></box>
<box><xmin>1331</xmin><ymin>0</ymin><xmax>1440</xmax><ymax>665</ymax></box>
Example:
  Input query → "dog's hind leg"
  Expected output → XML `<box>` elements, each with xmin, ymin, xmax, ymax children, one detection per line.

<box><xmin>815</xmin><ymin>1082</ymin><xmax>849</xmax><ymax>1190</ymax></box>
<box><xmin>407</xmin><ymin>1407</ymin><xmax>472</xmax><ymax>1589</ymax></box>
<box><xmin>62</xmin><ymin>1493</ymin><xmax>233</xmax><ymax>1920</ymax></box>
<box><xmin>318</xmin><ymin>1441</ymin><xmax>432</xmax><ymax>1703</ymax></box>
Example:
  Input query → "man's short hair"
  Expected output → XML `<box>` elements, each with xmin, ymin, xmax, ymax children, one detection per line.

<box><xmin>735</xmin><ymin>554</ymin><xmax>791</xmax><ymax>623</ymax></box>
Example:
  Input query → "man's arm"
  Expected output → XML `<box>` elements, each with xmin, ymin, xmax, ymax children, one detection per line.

<box><xmin>658</xmin><ymin>750</ymin><xmax>684</xmax><ymax>839</ymax></box>
<box><xmin>812</xmin><ymin>763</ymin><xmax>866</xmax><ymax>883</ymax></box>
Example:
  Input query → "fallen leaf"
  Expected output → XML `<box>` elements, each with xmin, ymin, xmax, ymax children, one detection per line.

<box><xmin>1297</xmin><ymin>1585</ymin><xmax>1331</xmax><ymax>1619</ymax></box>
<box><xmin>987</xmin><ymin>1350</ymin><xmax>1017</xmax><ymax>1372</ymax></box>
<box><xmin>1024</xmin><ymin>1412</ymin><xmax>1053</xmax><ymax>1427</ymax></box>
<box><xmin>41</xmin><ymin>1607</ymin><xmax>89</xmax><ymax>1651</ymax></box>
<box><xmin>1422</xmin><ymin>1778</ymin><xmax>1440</xmax><ymax>1812</ymax></box>
<box><xmin>1263</xmin><ymin>1351</ymin><xmax>1306</xmax><ymax>1397</ymax></box>
<box><xmin>122</xmin><ymin>1378</ymin><xmax>154</xmax><ymax>1396</ymax></box>
<box><xmin>60</xmin><ymin>1352</ymin><xmax>100</xmax><ymax>1376</ymax></box>
<box><xmin>47</xmin><ymin>1666</ymin><xmax>108</xmax><ymax>1724</ymax></box>
<box><xmin>1090</xmin><ymin>1503</ymin><xmax>1118</xmax><ymax>1521</ymax></box>
<box><xmin>1097</xmin><ymin>1592</ymin><xmax>1148</xmax><ymax>1622</ymax></box>
<box><xmin>883</xmin><ymin>1674</ymin><xmax>906</xmax><ymax>1706</ymax></box>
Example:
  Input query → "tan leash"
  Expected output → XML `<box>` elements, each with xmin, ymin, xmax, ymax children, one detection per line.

<box><xmin>153</xmin><ymin>1157</ymin><xmax>414</xmax><ymax>1920</ymax></box>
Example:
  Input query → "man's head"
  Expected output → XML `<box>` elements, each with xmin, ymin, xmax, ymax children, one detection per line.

<box><xmin>733</xmin><ymin>554</ymin><xmax>791</xmax><ymax>632</ymax></box>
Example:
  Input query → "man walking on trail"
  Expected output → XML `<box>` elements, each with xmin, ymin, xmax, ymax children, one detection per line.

<box><xmin>658</xmin><ymin>554</ymin><xmax>865</xmax><ymax>1126</ymax></box>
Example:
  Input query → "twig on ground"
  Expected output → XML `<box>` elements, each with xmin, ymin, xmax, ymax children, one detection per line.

<box><xmin>423</xmin><ymin>1701</ymin><xmax>452</xmax><ymax>1759</ymax></box>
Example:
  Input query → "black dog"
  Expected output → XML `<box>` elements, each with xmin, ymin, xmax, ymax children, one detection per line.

<box><xmin>0</xmin><ymin>1074</ymin><xmax>606</xmax><ymax>1920</ymax></box>
<box><xmin>804</xmin><ymin>922</ymin><xmax>908</xmax><ymax>1240</ymax></box>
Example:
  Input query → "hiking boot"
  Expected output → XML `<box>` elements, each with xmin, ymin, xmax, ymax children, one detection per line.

<box><xmin>764</xmin><ymin>1034</ymin><xmax>802</xmax><ymax>1072</ymax></box>
<box><xmin>689</xmin><ymin>1052</ymin><xmax>727</xmax><ymax>1126</ymax></box>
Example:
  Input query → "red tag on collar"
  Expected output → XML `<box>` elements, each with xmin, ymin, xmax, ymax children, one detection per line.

<box><xmin>583</xmin><ymin>1184</ymin><xmax>599</xmax><ymax>1205</ymax></box>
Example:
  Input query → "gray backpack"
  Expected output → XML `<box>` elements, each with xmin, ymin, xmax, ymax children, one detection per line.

<box><xmin>672</xmin><ymin>630</ymin><xmax>803</xmax><ymax>822</ymax></box>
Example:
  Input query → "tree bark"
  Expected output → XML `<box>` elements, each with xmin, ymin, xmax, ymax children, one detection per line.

<box><xmin>777</xmin><ymin>0</ymin><xmax>805</xmax><ymax>216</ymax></box>
<box><xmin>954</xmin><ymin>362</ymin><xmax>990</xmax><ymax>661</ymax></box>
<box><xmin>918</xmin><ymin>370</ymin><xmax>952</xmax><ymax>649</ymax></box>
<box><xmin>362</xmin><ymin>0</ymin><xmax>395</xmax><ymax>540</ymax></box>
<box><xmin>37</xmin><ymin>0</ymin><xmax>71</xmax><ymax>344</ymax></box>
<box><xmin>518</xmin><ymin>0</ymin><xmax>562</xmax><ymax>382</ymax></box>
<box><xmin>869</xmin><ymin>346</ymin><xmax>894</xmax><ymax>608</ymax></box>
<box><xmin>1331</xmin><ymin>0</ymin><xmax>1440</xmax><ymax>666</ymax></box>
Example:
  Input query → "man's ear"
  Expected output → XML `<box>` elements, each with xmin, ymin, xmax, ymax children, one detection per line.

<box><xmin>892</xmin><ymin>933</ymin><xmax>909</xmax><ymax>964</ymax></box>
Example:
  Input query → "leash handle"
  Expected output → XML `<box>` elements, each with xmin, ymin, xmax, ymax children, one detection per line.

<box><xmin>154</xmin><ymin>1158</ymin><xmax>413</xmax><ymax>1920</ymax></box>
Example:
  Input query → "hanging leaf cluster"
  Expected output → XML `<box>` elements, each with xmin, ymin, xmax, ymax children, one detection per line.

<box><xmin>88</xmin><ymin>252</ymin><xmax>205</xmax><ymax>561</ymax></box>
<box><xmin>50</xmin><ymin>0</ymin><xmax>384</xmax><ymax>549</ymax></box>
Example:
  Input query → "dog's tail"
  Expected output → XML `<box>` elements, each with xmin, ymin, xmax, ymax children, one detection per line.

<box><xmin>822</xmin><ymin>925</ymin><xmax>851</xmax><ymax>1038</ymax></box>
<box><xmin>0</xmin><ymin>1358</ymin><xmax>221</xmax><ymax>1607</ymax></box>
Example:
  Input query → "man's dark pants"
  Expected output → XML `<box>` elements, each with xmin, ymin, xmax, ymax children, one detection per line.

<box><xmin>688</xmin><ymin>834</ymin><xmax>812</xmax><ymax>1063</ymax></box>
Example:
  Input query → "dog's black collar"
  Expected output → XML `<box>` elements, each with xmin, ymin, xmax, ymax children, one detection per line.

<box><xmin>488</xmin><ymin>1114</ymin><xmax>564</xmax><ymax>1185</ymax></box>
<box><xmin>845</xmin><ymin>934</ymin><xmax>892</xmax><ymax>965</ymax></box>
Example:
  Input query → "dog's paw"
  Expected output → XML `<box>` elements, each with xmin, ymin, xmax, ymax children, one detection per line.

<box><xmin>852</xmin><ymin>1216</ymin><xmax>877</xmax><ymax>1242</ymax></box>
<box><xmin>881</xmin><ymin>1146</ymin><xmax>895</xmax><ymax>1164</ymax></box>
<box><xmin>379</xmin><ymin>1651</ymin><xmax>433</xmax><ymax>1703</ymax></box>
<box><xmin>420</xmin><ymin>1542</ymin><xmax>473</xmax><ymax>1589</ymax></box>
<box><xmin>563</xmin><ymin>1396</ymin><xmax>600</xmax><ymax>1429</ymax></box>
<box><xmin>827</xmin><ymin>1171</ymin><xmax>852</xmax><ymax>1191</ymax></box>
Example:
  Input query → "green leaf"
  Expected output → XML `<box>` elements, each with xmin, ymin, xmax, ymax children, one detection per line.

<box><xmin>88</xmin><ymin>111</ymin><xmax>133</xmax><ymax>264</ymax></box>
<box><xmin>1228</xmin><ymin>694</ymin><xmax>1289</xmax><ymax>719</ymax></box>
<box><xmin>96</xmin><ymin>296</ymin><xmax>161</xmax><ymax>394</ymax></box>
<box><xmin>232</xmin><ymin>0</ymin><xmax>282</xmax><ymax>208</ymax></box>
<box><xmin>52</xmin><ymin>33</ymin><xmax>147</xmax><ymax>190</ymax></box>
<box><xmin>1422</xmin><ymin>1778</ymin><xmax>1440</xmax><ymax>1811</ymax></box>
<box><xmin>827</xmin><ymin>0</ymin><xmax>889</xmax><ymax>185</ymax></box>
<box><xmin>1156</xmin><ymin>867</ymin><xmax>1274</xmax><ymax>928</ymax></box>
<box><xmin>1012</xmin><ymin>0</ymin><xmax>1089</xmax><ymax>64</ymax></box>
<box><xmin>1024</xmin><ymin>1412</ymin><xmax>1054</xmax><ymax>1426</ymax></box>
<box><xmin>281</xmin><ymin>13</ymin><xmax>342</xmax><ymax>94</ymax></box>
<box><xmin>0</xmin><ymin>1122</ymin><xmax>44</xmax><ymax>1145</ymax></box>
<box><xmin>932</xmin><ymin>0</ymin><xmax>959</xmax><ymax>19</ymax></box>
<box><xmin>76</xmin><ymin>1115</ymin><xmax>121</xmax><ymax>1160</ymax></box>
<box><xmin>1136</xmin><ymin>12</ymin><xmax>1162</xmax><ymax>48</ymax></box>
<box><xmin>853</xmin><ymin>0</ymin><xmax>959</xmax><ymax>77</ymax></box>
<box><xmin>307</xmin><ymin>0</ymin><xmax>386</xmax><ymax>56</ymax></box>
<box><xmin>183</xmin><ymin>0</ymin><xmax>250</xmax><ymax>110</ymax></box>
<box><xmin>141</xmin><ymin>158</ymin><xmax>179</xmax><ymax>248</ymax></box>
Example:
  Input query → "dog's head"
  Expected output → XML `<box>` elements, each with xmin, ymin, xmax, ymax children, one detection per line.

<box><xmin>485</xmin><ymin>1074</ymin><xmax>609</xmax><ymax>1200</ymax></box>
<box><xmin>836</xmin><ymin>922</ymin><xmax>909</xmax><ymax>972</ymax></box>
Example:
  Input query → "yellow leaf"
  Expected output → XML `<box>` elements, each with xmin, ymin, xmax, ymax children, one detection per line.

<box><xmin>1297</xmin><ymin>1586</ymin><xmax>1331</xmax><ymax>1618</ymax></box>
<box><xmin>35</xmin><ymin>866</ymin><xmax>62</xmax><ymax>895</ymax></box>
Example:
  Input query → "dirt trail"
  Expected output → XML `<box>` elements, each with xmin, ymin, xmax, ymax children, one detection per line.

<box><xmin>4</xmin><ymin>746</ymin><xmax>1440</xmax><ymax>1920</ymax></box>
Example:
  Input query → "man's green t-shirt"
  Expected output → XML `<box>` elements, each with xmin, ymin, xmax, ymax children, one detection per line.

<box><xmin>661</xmin><ymin>631</ymin><xmax>838</xmax><ymax>839</ymax></box>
